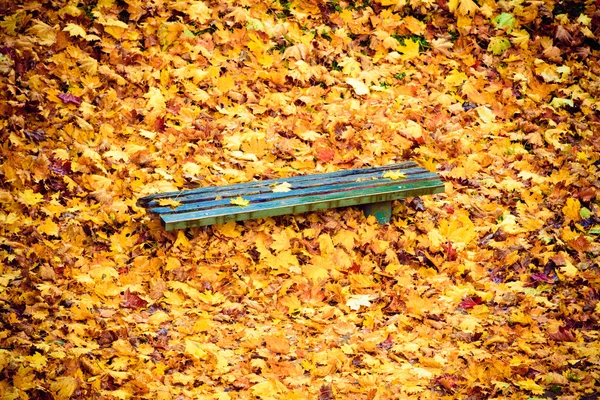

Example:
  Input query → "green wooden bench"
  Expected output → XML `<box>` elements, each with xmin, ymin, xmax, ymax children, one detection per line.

<box><xmin>137</xmin><ymin>161</ymin><xmax>444</xmax><ymax>231</ymax></box>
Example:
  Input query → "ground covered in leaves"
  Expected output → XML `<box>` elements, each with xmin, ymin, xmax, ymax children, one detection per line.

<box><xmin>1</xmin><ymin>0</ymin><xmax>600</xmax><ymax>398</ymax></box>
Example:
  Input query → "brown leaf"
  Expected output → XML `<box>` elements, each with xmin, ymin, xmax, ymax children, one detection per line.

<box><xmin>376</xmin><ymin>334</ymin><xmax>394</xmax><ymax>350</ymax></box>
<box><xmin>318</xmin><ymin>384</ymin><xmax>333</xmax><ymax>400</ymax></box>
<box><xmin>548</xmin><ymin>326</ymin><xmax>576</xmax><ymax>342</ymax></box>
<box><xmin>121</xmin><ymin>289</ymin><xmax>148</xmax><ymax>309</ymax></box>
<box><xmin>577</xmin><ymin>187</ymin><xmax>597</xmax><ymax>202</ymax></box>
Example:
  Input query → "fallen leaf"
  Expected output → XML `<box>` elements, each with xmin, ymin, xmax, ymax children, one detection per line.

<box><xmin>271</xmin><ymin>182</ymin><xmax>292</xmax><ymax>192</ymax></box>
<box><xmin>230</xmin><ymin>197</ymin><xmax>250</xmax><ymax>207</ymax></box>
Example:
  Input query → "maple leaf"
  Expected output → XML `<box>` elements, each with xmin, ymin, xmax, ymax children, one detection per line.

<box><xmin>18</xmin><ymin>189</ymin><xmax>44</xmax><ymax>206</ymax></box>
<box><xmin>26</xmin><ymin>19</ymin><xmax>57</xmax><ymax>46</ymax></box>
<box><xmin>62</xmin><ymin>23</ymin><xmax>87</xmax><ymax>38</ymax></box>
<box><xmin>488</xmin><ymin>37</ymin><xmax>511</xmax><ymax>55</ymax></box>
<box><xmin>57</xmin><ymin>93</ymin><xmax>82</xmax><ymax>106</ymax></box>
<box><xmin>398</xmin><ymin>38</ymin><xmax>421</xmax><ymax>60</ymax></box>
<box><xmin>346</xmin><ymin>294</ymin><xmax>378</xmax><ymax>311</ymax></box>
<box><xmin>345</xmin><ymin>78</ymin><xmax>369</xmax><ymax>95</ymax></box>
<box><xmin>121</xmin><ymin>289</ymin><xmax>148</xmax><ymax>309</ymax></box>
<box><xmin>494</xmin><ymin>13</ymin><xmax>516</xmax><ymax>32</ymax></box>
<box><xmin>459</xmin><ymin>296</ymin><xmax>483</xmax><ymax>309</ymax></box>
<box><xmin>383</xmin><ymin>170</ymin><xmax>407</xmax><ymax>180</ymax></box>
<box><xmin>50</xmin><ymin>376</ymin><xmax>78</xmax><ymax>399</ymax></box>
<box><xmin>562</xmin><ymin>198</ymin><xmax>581</xmax><ymax>221</ymax></box>
<box><xmin>230</xmin><ymin>197</ymin><xmax>250</xmax><ymax>207</ymax></box>
<box><xmin>515</xmin><ymin>379</ymin><xmax>545</xmax><ymax>394</ymax></box>
<box><xmin>548</xmin><ymin>326</ymin><xmax>577</xmax><ymax>342</ymax></box>
<box><xmin>271</xmin><ymin>182</ymin><xmax>292</xmax><ymax>193</ymax></box>
<box><xmin>157</xmin><ymin>198</ymin><xmax>182</xmax><ymax>208</ymax></box>
<box><xmin>265</xmin><ymin>335</ymin><xmax>290</xmax><ymax>354</ymax></box>
<box><xmin>448</xmin><ymin>0</ymin><xmax>479</xmax><ymax>15</ymax></box>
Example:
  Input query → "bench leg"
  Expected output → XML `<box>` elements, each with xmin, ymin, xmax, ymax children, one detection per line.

<box><xmin>362</xmin><ymin>201</ymin><xmax>392</xmax><ymax>224</ymax></box>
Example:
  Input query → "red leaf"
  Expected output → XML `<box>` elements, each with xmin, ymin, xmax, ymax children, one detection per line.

<box><xmin>530</xmin><ymin>272</ymin><xmax>555</xmax><ymax>284</ymax></box>
<box><xmin>348</xmin><ymin>262</ymin><xmax>360</xmax><ymax>274</ymax></box>
<box><xmin>459</xmin><ymin>296</ymin><xmax>482</xmax><ymax>309</ymax></box>
<box><xmin>49</xmin><ymin>158</ymin><xmax>72</xmax><ymax>176</ymax></box>
<box><xmin>57</xmin><ymin>93</ymin><xmax>82</xmax><ymax>106</ymax></box>
<box><xmin>318</xmin><ymin>384</ymin><xmax>333</xmax><ymax>400</ymax></box>
<box><xmin>442</xmin><ymin>242</ymin><xmax>457</xmax><ymax>261</ymax></box>
<box><xmin>377</xmin><ymin>334</ymin><xmax>394</xmax><ymax>350</ymax></box>
<box><xmin>121</xmin><ymin>289</ymin><xmax>148</xmax><ymax>309</ymax></box>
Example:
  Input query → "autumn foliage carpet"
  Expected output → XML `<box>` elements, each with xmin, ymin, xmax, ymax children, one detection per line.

<box><xmin>1</xmin><ymin>0</ymin><xmax>600</xmax><ymax>398</ymax></box>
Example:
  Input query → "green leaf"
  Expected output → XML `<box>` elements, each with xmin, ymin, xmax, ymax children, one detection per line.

<box><xmin>488</xmin><ymin>37</ymin><xmax>511</xmax><ymax>55</ymax></box>
<box><xmin>579</xmin><ymin>207</ymin><xmax>592</xmax><ymax>219</ymax></box>
<box><xmin>494</xmin><ymin>13</ymin><xmax>516</xmax><ymax>32</ymax></box>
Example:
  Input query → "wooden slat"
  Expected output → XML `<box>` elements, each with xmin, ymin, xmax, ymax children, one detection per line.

<box><xmin>160</xmin><ymin>179</ymin><xmax>444</xmax><ymax>230</ymax></box>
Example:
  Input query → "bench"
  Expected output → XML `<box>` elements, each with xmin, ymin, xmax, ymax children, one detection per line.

<box><xmin>137</xmin><ymin>161</ymin><xmax>444</xmax><ymax>231</ymax></box>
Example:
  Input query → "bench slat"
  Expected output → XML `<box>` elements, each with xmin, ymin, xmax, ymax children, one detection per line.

<box><xmin>160</xmin><ymin>179</ymin><xmax>444</xmax><ymax>230</ymax></box>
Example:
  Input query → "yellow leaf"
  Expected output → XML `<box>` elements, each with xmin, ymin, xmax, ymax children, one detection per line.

<box><xmin>560</xmin><ymin>259</ymin><xmax>578</xmax><ymax>278</ymax></box>
<box><xmin>173</xmin><ymin>230</ymin><xmax>190</xmax><ymax>249</ymax></box>
<box><xmin>184</xmin><ymin>339</ymin><xmax>208</xmax><ymax>360</ymax></box>
<box><xmin>445</xmin><ymin>69</ymin><xmax>468</xmax><ymax>87</ymax></box>
<box><xmin>449</xmin><ymin>0</ymin><xmax>479</xmax><ymax>15</ymax></box>
<box><xmin>25</xmin><ymin>353</ymin><xmax>48</xmax><ymax>370</ymax></box>
<box><xmin>157</xmin><ymin>198</ymin><xmax>182</xmax><ymax>208</ymax></box>
<box><xmin>63</xmin><ymin>23</ymin><xmax>87</xmax><ymax>38</ymax></box>
<box><xmin>515</xmin><ymin>379</ymin><xmax>545</xmax><ymax>395</ymax></box>
<box><xmin>26</xmin><ymin>19</ymin><xmax>57</xmax><ymax>46</ymax></box>
<box><xmin>458</xmin><ymin>315</ymin><xmax>481</xmax><ymax>332</ymax></box>
<box><xmin>303</xmin><ymin>263</ymin><xmax>329</xmax><ymax>282</ymax></box>
<box><xmin>398</xmin><ymin>38</ymin><xmax>421</xmax><ymax>60</ymax></box>
<box><xmin>230</xmin><ymin>197</ymin><xmax>250</xmax><ymax>207</ymax></box>
<box><xmin>271</xmin><ymin>182</ymin><xmax>292</xmax><ymax>193</ymax></box>
<box><xmin>144</xmin><ymin>87</ymin><xmax>166</xmax><ymax>111</ymax></box>
<box><xmin>18</xmin><ymin>189</ymin><xmax>44</xmax><ymax>207</ymax></box>
<box><xmin>50</xmin><ymin>376</ymin><xmax>78</xmax><ymax>399</ymax></box>
<box><xmin>0</xmin><ymin>10</ymin><xmax>26</xmax><ymax>35</ymax></box>
<box><xmin>383</xmin><ymin>170</ymin><xmax>407</xmax><ymax>180</ymax></box>
<box><xmin>215</xmin><ymin>221</ymin><xmax>241</xmax><ymax>238</ymax></box>
<box><xmin>511</xmin><ymin>29</ymin><xmax>530</xmax><ymax>49</ymax></box>
<box><xmin>476</xmin><ymin>106</ymin><xmax>496</xmax><ymax>123</ymax></box>
<box><xmin>251</xmin><ymin>379</ymin><xmax>288</xmax><ymax>398</ymax></box>
<box><xmin>345</xmin><ymin>78</ymin><xmax>369</xmax><ymax>96</ymax></box>
<box><xmin>38</xmin><ymin>219</ymin><xmax>59</xmax><ymax>236</ymax></box>
<box><xmin>217</xmin><ymin>74</ymin><xmax>235</xmax><ymax>93</ymax></box>
<box><xmin>346</xmin><ymin>294</ymin><xmax>378</xmax><ymax>311</ymax></box>
<box><xmin>562</xmin><ymin>198</ymin><xmax>581</xmax><ymax>221</ymax></box>
<box><xmin>58</xmin><ymin>5</ymin><xmax>82</xmax><ymax>17</ymax></box>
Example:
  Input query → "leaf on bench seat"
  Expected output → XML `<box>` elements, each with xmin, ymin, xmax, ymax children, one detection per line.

<box><xmin>230</xmin><ymin>196</ymin><xmax>250</xmax><ymax>207</ymax></box>
<box><xmin>271</xmin><ymin>182</ymin><xmax>292</xmax><ymax>193</ymax></box>
<box><xmin>157</xmin><ymin>198</ymin><xmax>182</xmax><ymax>208</ymax></box>
<box><xmin>383</xmin><ymin>170</ymin><xmax>407</xmax><ymax>180</ymax></box>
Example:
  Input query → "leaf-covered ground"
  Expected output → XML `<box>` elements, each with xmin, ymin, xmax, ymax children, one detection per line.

<box><xmin>1</xmin><ymin>0</ymin><xmax>600</xmax><ymax>398</ymax></box>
